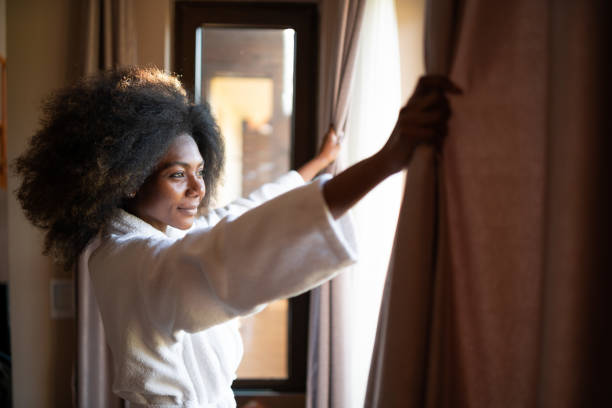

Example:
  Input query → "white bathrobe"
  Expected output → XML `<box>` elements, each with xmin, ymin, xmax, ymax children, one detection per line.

<box><xmin>87</xmin><ymin>172</ymin><xmax>356</xmax><ymax>407</ymax></box>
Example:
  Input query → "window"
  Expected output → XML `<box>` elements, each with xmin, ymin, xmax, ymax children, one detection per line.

<box><xmin>174</xmin><ymin>1</ymin><xmax>318</xmax><ymax>397</ymax></box>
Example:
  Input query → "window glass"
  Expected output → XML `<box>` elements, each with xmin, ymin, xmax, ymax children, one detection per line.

<box><xmin>198</xmin><ymin>27</ymin><xmax>296</xmax><ymax>379</ymax></box>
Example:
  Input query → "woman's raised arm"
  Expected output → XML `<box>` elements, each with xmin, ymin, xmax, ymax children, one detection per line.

<box><xmin>323</xmin><ymin>75</ymin><xmax>461</xmax><ymax>219</ymax></box>
<box><xmin>297</xmin><ymin>125</ymin><xmax>341</xmax><ymax>181</ymax></box>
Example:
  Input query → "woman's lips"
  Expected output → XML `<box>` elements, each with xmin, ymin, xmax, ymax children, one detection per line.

<box><xmin>177</xmin><ymin>206</ymin><xmax>198</xmax><ymax>216</ymax></box>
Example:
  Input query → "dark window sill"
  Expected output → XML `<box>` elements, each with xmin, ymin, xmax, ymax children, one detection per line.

<box><xmin>235</xmin><ymin>391</ymin><xmax>305</xmax><ymax>408</ymax></box>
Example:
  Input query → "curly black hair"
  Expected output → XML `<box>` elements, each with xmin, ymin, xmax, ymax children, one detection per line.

<box><xmin>15</xmin><ymin>67</ymin><xmax>225</xmax><ymax>270</ymax></box>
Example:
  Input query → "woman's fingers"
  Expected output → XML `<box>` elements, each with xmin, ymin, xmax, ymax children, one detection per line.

<box><xmin>414</xmin><ymin>75</ymin><xmax>462</xmax><ymax>95</ymax></box>
<box><xmin>400</xmin><ymin>108</ymin><xmax>449</xmax><ymax>127</ymax></box>
<box><xmin>401</xmin><ymin>90</ymin><xmax>451</xmax><ymax>126</ymax></box>
<box><xmin>403</xmin><ymin>126</ymin><xmax>438</xmax><ymax>139</ymax></box>
<box><xmin>383</xmin><ymin>74</ymin><xmax>459</xmax><ymax>169</ymax></box>
<box><xmin>408</xmin><ymin>90</ymin><xmax>440</xmax><ymax>110</ymax></box>
<box><xmin>319</xmin><ymin>124</ymin><xmax>341</xmax><ymax>164</ymax></box>
<box><xmin>406</xmin><ymin>88</ymin><xmax>452</xmax><ymax>113</ymax></box>
<box><xmin>324</xmin><ymin>125</ymin><xmax>337</xmax><ymax>144</ymax></box>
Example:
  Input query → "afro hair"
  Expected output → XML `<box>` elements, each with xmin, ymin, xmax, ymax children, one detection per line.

<box><xmin>15</xmin><ymin>67</ymin><xmax>225</xmax><ymax>270</ymax></box>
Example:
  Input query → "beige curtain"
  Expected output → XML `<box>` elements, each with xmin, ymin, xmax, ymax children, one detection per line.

<box><xmin>307</xmin><ymin>0</ymin><xmax>365</xmax><ymax>407</ymax></box>
<box><xmin>366</xmin><ymin>0</ymin><xmax>611</xmax><ymax>406</ymax></box>
<box><xmin>317</xmin><ymin>0</ymin><xmax>366</xmax><ymax>140</ymax></box>
<box><xmin>76</xmin><ymin>1</ymin><xmax>136</xmax><ymax>407</ymax></box>
<box><xmin>83</xmin><ymin>0</ymin><xmax>137</xmax><ymax>73</ymax></box>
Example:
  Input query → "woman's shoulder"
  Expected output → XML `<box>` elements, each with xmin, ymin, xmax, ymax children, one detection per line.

<box><xmin>88</xmin><ymin>210</ymin><xmax>170</xmax><ymax>270</ymax></box>
<box><xmin>106</xmin><ymin>209</ymin><xmax>168</xmax><ymax>239</ymax></box>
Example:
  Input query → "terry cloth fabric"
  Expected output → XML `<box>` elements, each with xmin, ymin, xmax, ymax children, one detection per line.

<box><xmin>86</xmin><ymin>172</ymin><xmax>357</xmax><ymax>407</ymax></box>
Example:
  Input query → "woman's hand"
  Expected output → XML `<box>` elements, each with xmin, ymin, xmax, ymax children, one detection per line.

<box><xmin>318</xmin><ymin>125</ymin><xmax>341</xmax><ymax>165</ymax></box>
<box><xmin>379</xmin><ymin>75</ymin><xmax>461</xmax><ymax>174</ymax></box>
<box><xmin>297</xmin><ymin>125</ymin><xmax>341</xmax><ymax>181</ymax></box>
<box><xmin>322</xmin><ymin>75</ymin><xmax>461</xmax><ymax>219</ymax></box>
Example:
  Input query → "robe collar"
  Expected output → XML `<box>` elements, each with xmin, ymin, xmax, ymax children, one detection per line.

<box><xmin>109</xmin><ymin>209</ymin><xmax>187</xmax><ymax>240</ymax></box>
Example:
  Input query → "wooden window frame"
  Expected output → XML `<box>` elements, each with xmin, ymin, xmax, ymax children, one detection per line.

<box><xmin>174</xmin><ymin>1</ymin><xmax>319</xmax><ymax>395</ymax></box>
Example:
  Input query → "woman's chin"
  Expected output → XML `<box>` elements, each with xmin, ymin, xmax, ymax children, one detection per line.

<box><xmin>171</xmin><ymin>215</ymin><xmax>196</xmax><ymax>230</ymax></box>
<box><xmin>173</xmin><ymin>220</ymin><xmax>194</xmax><ymax>230</ymax></box>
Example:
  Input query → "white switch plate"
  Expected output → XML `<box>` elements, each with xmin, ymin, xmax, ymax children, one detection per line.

<box><xmin>50</xmin><ymin>278</ymin><xmax>74</xmax><ymax>319</ymax></box>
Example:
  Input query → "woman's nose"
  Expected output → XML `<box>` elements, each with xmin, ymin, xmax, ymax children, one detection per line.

<box><xmin>186</xmin><ymin>174</ymin><xmax>205</xmax><ymax>198</ymax></box>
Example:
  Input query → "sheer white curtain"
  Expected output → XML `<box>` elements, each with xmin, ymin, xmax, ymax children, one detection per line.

<box><xmin>343</xmin><ymin>0</ymin><xmax>402</xmax><ymax>405</ymax></box>
<box><xmin>308</xmin><ymin>1</ymin><xmax>404</xmax><ymax>406</ymax></box>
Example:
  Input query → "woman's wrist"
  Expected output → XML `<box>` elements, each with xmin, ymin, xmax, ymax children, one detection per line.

<box><xmin>375</xmin><ymin>143</ymin><xmax>411</xmax><ymax>177</ymax></box>
<box><xmin>314</xmin><ymin>154</ymin><xmax>332</xmax><ymax>171</ymax></box>
<box><xmin>297</xmin><ymin>154</ymin><xmax>332</xmax><ymax>181</ymax></box>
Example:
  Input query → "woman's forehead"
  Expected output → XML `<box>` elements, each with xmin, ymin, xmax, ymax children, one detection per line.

<box><xmin>160</xmin><ymin>134</ymin><xmax>203</xmax><ymax>165</ymax></box>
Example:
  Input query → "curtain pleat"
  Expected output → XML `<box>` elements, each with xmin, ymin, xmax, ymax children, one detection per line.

<box><xmin>537</xmin><ymin>1</ymin><xmax>612</xmax><ymax>405</ymax></box>
<box><xmin>329</xmin><ymin>0</ymin><xmax>366</xmax><ymax>134</ymax></box>
<box><xmin>76</xmin><ymin>239</ymin><xmax>120</xmax><ymax>408</ymax></box>
<box><xmin>307</xmin><ymin>274</ymin><xmax>354</xmax><ymax>408</ymax></box>
<box><xmin>76</xmin><ymin>1</ymin><xmax>136</xmax><ymax>407</ymax></box>
<box><xmin>317</xmin><ymin>0</ymin><xmax>366</xmax><ymax>141</ymax></box>
<box><xmin>367</xmin><ymin>0</ymin><xmax>611</xmax><ymax>406</ymax></box>
<box><xmin>365</xmin><ymin>0</ymin><xmax>455</xmax><ymax>405</ymax></box>
<box><xmin>83</xmin><ymin>0</ymin><xmax>137</xmax><ymax>74</ymax></box>
<box><xmin>307</xmin><ymin>0</ymin><xmax>366</xmax><ymax>407</ymax></box>
<box><xmin>365</xmin><ymin>148</ymin><xmax>440</xmax><ymax>407</ymax></box>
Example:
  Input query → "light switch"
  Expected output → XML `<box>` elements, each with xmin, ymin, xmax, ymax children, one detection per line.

<box><xmin>50</xmin><ymin>278</ymin><xmax>74</xmax><ymax>319</ymax></box>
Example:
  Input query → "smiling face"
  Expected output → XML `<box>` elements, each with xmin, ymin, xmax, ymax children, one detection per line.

<box><xmin>129</xmin><ymin>134</ymin><xmax>206</xmax><ymax>232</ymax></box>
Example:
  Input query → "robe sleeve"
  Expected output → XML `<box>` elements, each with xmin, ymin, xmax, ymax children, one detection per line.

<box><xmin>193</xmin><ymin>170</ymin><xmax>306</xmax><ymax>228</ymax></box>
<box><xmin>89</xmin><ymin>177</ymin><xmax>356</xmax><ymax>341</ymax></box>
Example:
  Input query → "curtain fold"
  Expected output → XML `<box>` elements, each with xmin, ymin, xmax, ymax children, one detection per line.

<box><xmin>83</xmin><ymin>0</ymin><xmax>137</xmax><ymax>74</ymax></box>
<box><xmin>367</xmin><ymin>0</ymin><xmax>611</xmax><ymax>406</ymax></box>
<box><xmin>76</xmin><ymin>1</ymin><xmax>136</xmax><ymax>407</ymax></box>
<box><xmin>364</xmin><ymin>147</ymin><xmax>440</xmax><ymax>407</ymax></box>
<box><xmin>307</xmin><ymin>0</ymin><xmax>366</xmax><ymax>407</ymax></box>
<box><xmin>537</xmin><ymin>1</ymin><xmax>612</xmax><ymax>405</ymax></box>
<box><xmin>329</xmin><ymin>0</ymin><xmax>366</xmax><ymax>135</ymax></box>
<box><xmin>76</xmin><ymin>239</ymin><xmax>119</xmax><ymax>408</ymax></box>
<box><xmin>365</xmin><ymin>0</ymin><xmax>455</xmax><ymax>405</ymax></box>
<box><xmin>317</xmin><ymin>0</ymin><xmax>366</xmax><ymax>141</ymax></box>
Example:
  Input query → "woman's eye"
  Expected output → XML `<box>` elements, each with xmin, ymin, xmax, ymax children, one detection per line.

<box><xmin>198</xmin><ymin>169</ymin><xmax>205</xmax><ymax>177</ymax></box>
<box><xmin>170</xmin><ymin>171</ymin><xmax>184</xmax><ymax>178</ymax></box>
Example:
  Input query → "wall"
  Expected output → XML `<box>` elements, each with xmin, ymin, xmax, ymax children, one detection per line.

<box><xmin>0</xmin><ymin>0</ymin><xmax>5</xmax><ymax>56</ymax></box>
<box><xmin>4</xmin><ymin>1</ymin><xmax>175</xmax><ymax>405</ymax></box>
<box><xmin>0</xmin><ymin>0</ymin><xmax>7</xmax><ymax>283</ymax></box>
<box><xmin>7</xmin><ymin>0</ymin><xmax>81</xmax><ymax>406</ymax></box>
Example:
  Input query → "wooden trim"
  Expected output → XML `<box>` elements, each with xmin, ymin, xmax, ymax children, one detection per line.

<box><xmin>174</xmin><ymin>1</ymin><xmax>319</xmax><ymax>169</ymax></box>
<box><xmin>235</xmin><ymin>392</ymin><xmax>305</xmax><ymax>408</ymax></box>
<box><xmin>0</xmin><ymin>56</ymin><xmax>7</xmax><ymax>190</ymax></box>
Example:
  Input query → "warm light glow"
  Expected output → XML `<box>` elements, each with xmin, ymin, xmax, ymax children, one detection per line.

<box><xmin>236</xmin><ymin>300</ymin><xmax>288</xmax><ymax>378</ymax></box>
<box><xmin>208</xmin><ymin>77</ymin><xmax>273</xmax><ymax>204</ymax></box>
<box><xmin>282</xmin><ymin>29</ymin><xmax>295</xmax><ymax>116</ymax></box>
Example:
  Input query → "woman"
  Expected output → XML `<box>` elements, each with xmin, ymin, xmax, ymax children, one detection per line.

<box><xmin>15</xmin><ymin>67</ymin><xmax>457</xmax><ymax>407</ymax></box>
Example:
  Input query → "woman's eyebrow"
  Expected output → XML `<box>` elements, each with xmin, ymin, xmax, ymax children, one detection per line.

<box><xmin>159</xmin><ymin>161</ymin><xmax>204</xmax><ymax>170</ymax></box>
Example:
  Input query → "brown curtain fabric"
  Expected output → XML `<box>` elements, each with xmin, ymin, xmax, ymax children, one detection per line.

<box><xmin>307</xmin><ymin>274</ymin><xmax>354</xmax><ymax>408</ymax></box>
<box><xmin>83</xmin><ymin>0</ymin><xmax>137</xmax><ymax>73</ymax></box>
<box><xmin>537</xmin><ymin>0</ymin><xmax>611</xmax><ymax>405</ymax></box>
<box><xmin>364</xmin><ymin>0</ymin><xmax>454</xmax><ymax>405</ymax></box>
<box><xmin>76</xmin><ymin>239</ymin><xmax>118</xmax><ymax>408</ymax></box>
<box><xmin>366</xmin><ymin>0</ymin><xmax>611</xmax><ymax>406</ymax></box>
<box><xmin>76</xmin><ymin>1</ymin><xmax>136</xmax><ymax>407</ymax></box>
<box><xmin>317</xmin><ymin>0</ymin><xmax>366</xmax><ymax>140</ymax></box>
<box><xmin>307</xmin><ymin>0</ymin><xmax>365</xmax><ymax>407</ymax></box>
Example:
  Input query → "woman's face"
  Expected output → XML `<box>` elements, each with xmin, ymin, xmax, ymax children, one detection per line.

<box><xmin>129</xmin><ymin>134</ymin><xmax>206</xmax><ymax>232</ymax></box>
